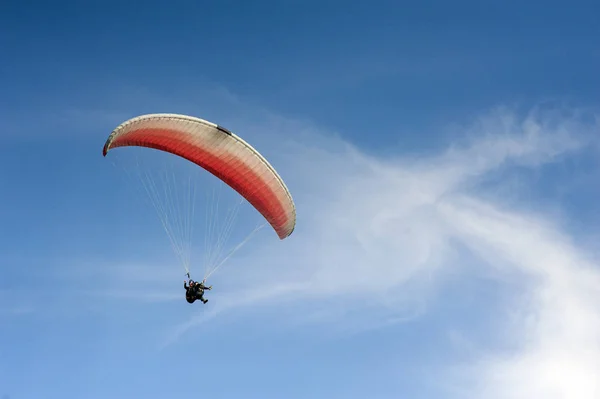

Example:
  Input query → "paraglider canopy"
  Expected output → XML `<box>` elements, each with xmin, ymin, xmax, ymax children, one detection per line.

<box><xmin>103</xmin><ymin>113</ymin><xmax>296</xmax><ymax>240</ymax></box>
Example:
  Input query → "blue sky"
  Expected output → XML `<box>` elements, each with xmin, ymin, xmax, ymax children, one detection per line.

<box><xmin>1</xmin><ymin>0</ymin><xmax>600</xmax><ymax>398</ymax></box>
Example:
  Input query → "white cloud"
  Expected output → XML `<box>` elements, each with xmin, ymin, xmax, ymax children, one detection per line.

<box><xmin>439</xmin><ymin>196</ymin><xmax>600</xmax><ymax>399</ymax></box>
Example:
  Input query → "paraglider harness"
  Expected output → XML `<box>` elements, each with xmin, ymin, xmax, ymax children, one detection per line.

<box><xmin>184</xmin><ymin>273</ymin><xmax>212</xmax><ymax>304</ymax></box>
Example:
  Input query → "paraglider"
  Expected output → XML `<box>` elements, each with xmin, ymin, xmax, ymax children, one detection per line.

<box><xmin>102</xmin><ymin>113</ymin><xmax>296</xmax><ymax>304</ymax></box>
<box><xmin>184</xmin><ymin>278</ymin><xmax>212</xmax><ymax>304</ymax></box>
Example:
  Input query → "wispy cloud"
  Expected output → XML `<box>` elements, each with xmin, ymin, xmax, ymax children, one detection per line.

<box><xmin>157</xmin><ymin>103</ymin><xmax>599</xmax><ymax>397</ymax></box>
<box><xmin>439</xmin><ymin>195</ymin><xmax>600</xmax><ymax>399</ymax></box>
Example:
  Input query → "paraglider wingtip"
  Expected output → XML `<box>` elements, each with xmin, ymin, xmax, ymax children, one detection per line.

<box><xmin>102</xmin><ymin>134</ymin><xmax>114</xmax><ymax>157</ymax></box>
<box><xmin>280</xmin><ymin>226</ymin><xmax>294</xmax><ymax>240</ymax></box>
